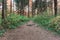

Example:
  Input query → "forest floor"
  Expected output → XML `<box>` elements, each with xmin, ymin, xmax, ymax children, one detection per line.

<box><xmin>0</xmin><ymin>21</ymin><xmax>60</xmax><ymax>40</ymax></box>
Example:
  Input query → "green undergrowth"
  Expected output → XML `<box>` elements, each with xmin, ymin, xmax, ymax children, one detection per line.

<box><xmin>33</xmin><ymin>12</ymin><xmax>54</xmax><ymax>27</ymax></box>
<box><xmin>2</xmin><ymin>14</ymin><xmax>29</xmax><ymax>29</ymax></box>
<box><xmin>0</xmin><ymin>14</ymin><xmax>29</xmax><ymax>36</ymax></box>
<box><xmin>48</xmin><ymin>16</ymin><xmax>60</xmax><ymax>34</ymax></box>
<box><xmin>33</xmin><ymin>12</ymin><xmax>60</xmax><ymax>35</ymax></box>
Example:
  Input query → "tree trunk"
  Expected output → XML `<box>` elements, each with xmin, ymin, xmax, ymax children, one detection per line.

<box><xmin>10</xmin><ymin>0</ymin><xmax>12</xmax><ymax>13</ymax></box>
<box><xmin>2</xmin><ymin>0</ymin><xmax>5</xmax><ymax>19</ymax></box>
<box><xmin>28</xmin><ymin>0</ymin><xmax>29</xmax><ymax>17</ymax></box>
<box><xmin>20</xmin><ymin>0</ymin><xmax>24</xmax><ymax>15</ymax></box>
<box><xmin>54</xmin><ymin>0</ymin><xmax>57</xmax><ymax>16</ymax></box>
<box><xmin>2</xmin><ymin>0</ymin><xmax>7</xmax><ymax>19</ymax></box>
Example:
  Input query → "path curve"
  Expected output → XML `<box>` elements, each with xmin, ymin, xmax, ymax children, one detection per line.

<box><xmin>0</xmin><ymin>21</ymin><xmax>60</xmax><ymax>40</ymax></box>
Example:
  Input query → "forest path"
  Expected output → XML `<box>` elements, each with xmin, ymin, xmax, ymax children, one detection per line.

<box><xmin>0</xmin><ymin>21</ymin><xmax>60</xmax><ymax>40</ymax></box>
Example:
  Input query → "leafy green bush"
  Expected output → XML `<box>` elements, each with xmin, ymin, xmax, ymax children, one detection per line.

<box><xmin>33</xmin><ymin>12</ymin><xmax>60</xmax><ymax>34</ymax></box>
<box><xmin>49</xmin><ymin>16</ymin><xmax>60</xmax><ymax>33</ymax></box>
<box><xmin>2</xmin><ymin>14</ymin><xmax>29</xmax><ymax>29</ymax></box>
<box><xmin>33</xmin><ymin>14</ymin><xmax>54</xmax><ymax>27</ymax></box>
<box><xmin>33</xmin><ymin>12</ymin><xmax>54</xmax><ymax>30</ymax></box>
<box><xmin>0</xmin><ymin>14</ymin><xmax>29</xmax><ymax>36</ymax></box>
<box><xmin>0</xmin><ymin>29</ymin><xmax>5</xmax><ymax>36</ymax></box>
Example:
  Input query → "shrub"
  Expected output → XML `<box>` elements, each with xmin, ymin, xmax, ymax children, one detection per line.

<box><xmin>33</xmin><ymin>13</ymin><xmax>60</xmax><ymax>34</ymax></box>
<box><xmin>2</xmin><ymin>14</ymin><xmax>29</xmax><ymax>29</ymax></box>
<box><xmin>0</xmin><ymin>14</ymin><xmax>29</xmax><ymax>36</ymax></box>
<box><xmin>0</xmin><ymin>29</ymin><xmax>5</xmax><ymax>36</ymax></box>
<box><xmin>49</xmin><ymin>16</ymin><xmax>60</xmax><ymax>33</ymax></box>
<box><xmin>33</xmin><ymin>14</ymin><xmax>54</xmax><ymax>27</ymax></box>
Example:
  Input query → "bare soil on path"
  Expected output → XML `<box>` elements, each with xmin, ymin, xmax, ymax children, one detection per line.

<box><xmin>0</xmin><ymin>21</ymin><xmax>60</xmax><ymax>40</ymax></box>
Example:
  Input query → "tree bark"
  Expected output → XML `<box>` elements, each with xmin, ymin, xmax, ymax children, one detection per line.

<box><xmin>2</xmin><ymin>0</ymin><xmax>5</xmax><ymax>19</ymax></box>
<box><xmin>10</xmin><ymin>0</ymin><xmax>12</xmax><ymax>13</ymax></box>
<box><xmin>54</xmin><ymin>0</ymin><xmax>57</xmax><ymax>16</ymax></box>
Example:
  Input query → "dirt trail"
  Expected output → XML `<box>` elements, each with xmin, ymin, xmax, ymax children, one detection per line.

<box><xmin>0</xmin><ymin>21</ymin><xmax>60</xmax><ymax>40</ymax></box>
